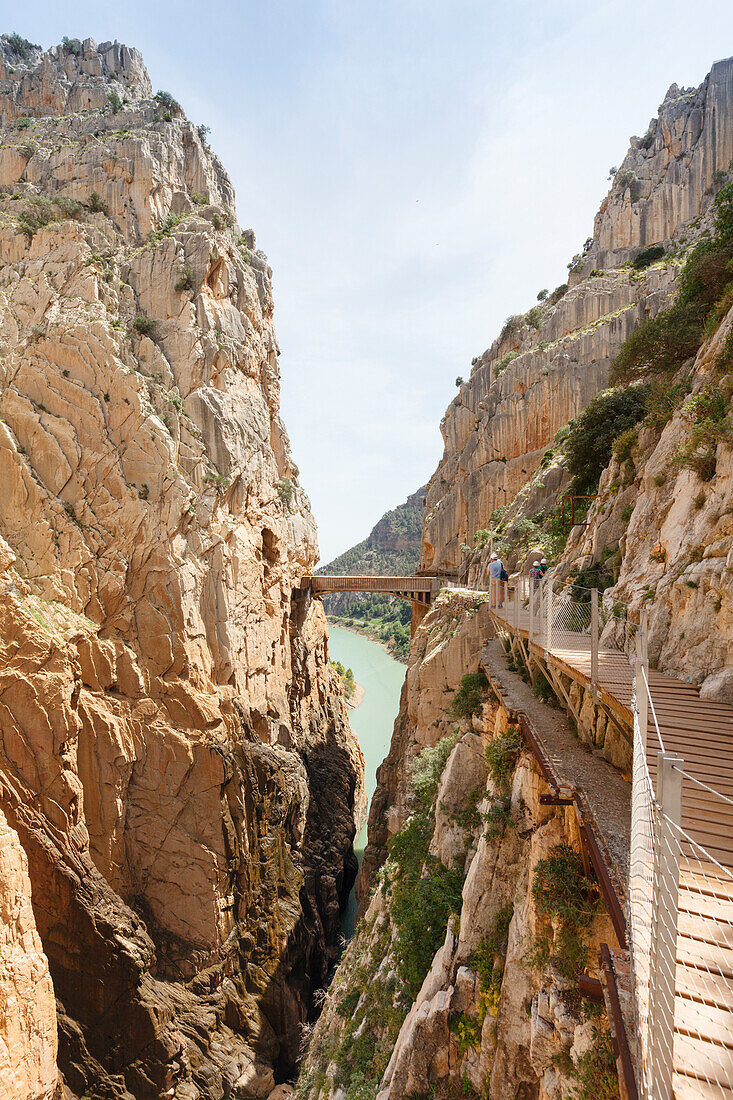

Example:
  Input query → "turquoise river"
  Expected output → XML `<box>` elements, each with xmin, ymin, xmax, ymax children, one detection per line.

<box><xmin>327</xmin><ymin>624</ymin><xmax>406</xmax><ymax>933</ymax></box>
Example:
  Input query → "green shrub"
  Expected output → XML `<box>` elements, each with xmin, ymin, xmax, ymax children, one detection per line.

<box><xmin>154</xmin><ymin>90</ymin><xmax>181</xmax><ymax>115</ymax></box>
<box><xmin>483</xmin><ymin>794</ymin><xmax>513</xmax><ymax>840</ymax></box>
<box><xmin>409</xmin><ymin>733</ymin><xmax>459</xmax><ymax>812</ymax></box>
<box><xmin>494</xmin><ymin>350</ymin><xmax>518</xmax><ymax>375</ymax></box>
<box><xmin>549</xmin><ymin>283</ymin><xmax>568</xmax><ymax>305</ymax></box>
<box><xmin>133</xmin><ymin>315</ymin><xmax>155</xmax><ymax>336</ymax></box>
<box><xmin>564</xmin><ymin>387</ymin><xmax>647</xmax><ymax>492</ymax></box>
<box><xmin>537</xmin><ymin>289</ymin><xmax>548</xmax><ymax>301</ymax></box>
<box><xmin>449</xmin><ymin>670</ymin><xmax>489</xmax><ymax>719</ymax></box>
<box><xmin>53</xmin><ymin>195</ymin><xmax>84</xmax><ymax>219</ymax></box>
<box><xmin>485</xmin><ymin>726</ymin><xmax>521</xmax><ymax>788</ymax></box>
<box><xmin>277</xmin><ymin>475</ymin><xmax>293</xmax><ymax>507</ymax></box>
<box><xmin>3</xmin><ymin>33</ymin><xmax>39</xmax><ymax>58</ymax></box>
<box><xmin>380</xmin><ymin>735</ymin><xmax>465</xmax><ymax>1001</ymax></box>
<box><xmin>570</xmin><ymin>1024</ymin><xmax>620</xmax><ymax>1099</ymax></box>
<box><xmin>612</xmin><ymin>427</ymin><xmax>637</xmax><ymax>462</ymax></box>
<box><xmin>673</xmin><ymin>385</ymin><xmax>731</xmax><ymax>481</ymax></box>
<box><xmin>569</xmin><ymin>556</ymin><xmax>616</xmax><ymax>597</ymax></box>
<box><xmin>632</xmin><ymin>243</ymin><xmax>665</xmax><ymax>270</ymax></box>
<box><xmin>62</xmin><ymin>36</ymin><xmax>81</xmax><ymax>56</ymax></box>
<box><xmin>533</xmin><ymin>844</ymin><xmax>598</xmax><ymax>930</ymax></box>
<box><xmin>18</xmin><ymin>141</ymin><xmax>36</xmax><ymax>161</ymax></box>
<box><xmin>15</xmin><ymin>116</ymin><xmax>31</xmax><ymax>129</ymax></box>
<box><xmin>88</xmin><ymin>191</ymin><xmax>107</xmax><ymax>214</ymax></box>
<box><xmin>107</xmin><ymin>91</ymin><xmax>123</xmax><ymax>113</ymax></box>
<box><xmin>174</xmin><ymin>264</ymin><xmax>195</xmax><ymax>293</ymax></box>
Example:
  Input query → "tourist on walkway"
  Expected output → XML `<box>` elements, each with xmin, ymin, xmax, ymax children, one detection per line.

<box><xmin>540</xmin><ymin>557</ymin><xmax>549</xmax><ymax>576</ymax></box>
<box><xmin>529</xmin><ymin>560</ymin><xmax>542</xmax><ymax>589</ymax></box>
<box><xmin>488</xmin><ymin>552</ymin><xmax>505</xmax><ymax>608</ymax></box>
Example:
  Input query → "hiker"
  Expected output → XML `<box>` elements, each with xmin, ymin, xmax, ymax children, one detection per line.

<box><xmin>539</xmin><ymin>557</ymin><xmax>549</xmax><ymax>576</ymax></box>
<box><xmin>488</xmin><ymin>552</ymin><xmax>505</xmax><ymax>608</ymax></box>
<box><xmin>529</xmin><ymin>560</ymin><xmax>542</xmax><ymax>589</ymax></box>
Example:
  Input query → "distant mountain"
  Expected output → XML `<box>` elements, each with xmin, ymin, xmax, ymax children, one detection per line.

<box><xmin>320</xmin><ymin>488</ymin><xmax>426</xmax><ymax>661</ymax></box>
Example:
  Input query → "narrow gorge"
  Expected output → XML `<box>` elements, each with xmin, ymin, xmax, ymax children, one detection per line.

<box><xmin>2</xmin><ymin>29</ymin><xmax>733</xmax><ymax>1100</ymax></box>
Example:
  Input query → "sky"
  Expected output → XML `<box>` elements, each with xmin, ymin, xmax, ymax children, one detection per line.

<box><xmin>5</xmin><ymin>1</ymin><xmax>733</xmax><ymax>561</ymax></box>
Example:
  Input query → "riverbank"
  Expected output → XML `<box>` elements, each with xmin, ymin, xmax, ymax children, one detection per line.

<box><xmin>328</xmin><ymin>616</ymin><xmax>408</xmax><ymax>664</ymax></box>
<box><xmin>347</xmin><ymin>683</ymin><xmax>365</xmax><ymax>708</ymax></box>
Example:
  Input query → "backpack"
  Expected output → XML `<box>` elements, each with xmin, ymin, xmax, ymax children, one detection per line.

<box><xmin>500</xmin><ymin>566</ymin><xmax>509</xmax><ymax>582</ymax></box>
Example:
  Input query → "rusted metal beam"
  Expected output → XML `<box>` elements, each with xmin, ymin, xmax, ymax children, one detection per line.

<box><xmin>577</xmin><ymin>807</ymin><xmax>627</xmax><ymax>948</ymax></box>
<box><xmin>539</xmin><ymin>793</ymin><xmax>575</xmax><ymax>806</ymax></box>
<box><xmin>578</xmin><ymin>974</ymin><xmax>605</xmax><ymax>1003</ymax></box>
<box><xmin>600</xmin><ymin>944</ymin><xmax>639</xmax><ymax>1100</ymax></box>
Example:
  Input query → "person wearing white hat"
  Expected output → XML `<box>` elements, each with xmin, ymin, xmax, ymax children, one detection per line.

<box><xmin>529</xmin><ymin>560</ymin><xmax>542</xmax><ymax>585</ymax></box>
<box><xmin>540</xmin><ymin>557</ymin><xmax>549</xmax><ymax>576</ymax></box>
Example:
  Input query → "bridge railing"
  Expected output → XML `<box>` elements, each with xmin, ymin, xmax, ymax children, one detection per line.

<box><xmin>629</xmin><ymin>634</ymin><xmax>733</xmax><ymax>1099</ymax></box>
<box><xmin>306</xmin><ymin>575</ymin><xmax>437</xmax><ymax>593</ymax></box>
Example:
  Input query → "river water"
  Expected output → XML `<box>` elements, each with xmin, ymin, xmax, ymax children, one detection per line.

<box><xmin>327</xmin><ymin>625</ymin><xmax>405</xmax><ymax>933</ymax></box>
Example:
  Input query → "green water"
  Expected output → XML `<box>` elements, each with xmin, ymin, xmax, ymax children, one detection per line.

<box><xmin>327</xmin><ymin>625</ymin><xmax>405</xmax><ymax>933</ymax></box>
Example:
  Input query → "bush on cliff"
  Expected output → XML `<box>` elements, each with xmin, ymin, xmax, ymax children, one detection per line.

<box><xmin>564</xmin><ymin>387</ymin><xmax>647</xmax><ymax>493</ymax></box>
<box><xmin>449</xmin><ymin>669</ymin><xmax>489</xmax><ymax>718</ymax></box>
<box><xmin>384</xmin><ymin>733</ymin><xmax>465</xmax><ymax>1002</ymax></box>
<box><xmin>612</xmin><ymin>182</ymin><xmax>733</xmax><ymax>387</ymax></box>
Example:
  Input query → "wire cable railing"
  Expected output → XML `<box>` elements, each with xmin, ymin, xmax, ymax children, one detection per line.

<box><xmin>482</xmin><ymin>570</ymin><xmax>733</xmax><ymax>1097</ymax></box>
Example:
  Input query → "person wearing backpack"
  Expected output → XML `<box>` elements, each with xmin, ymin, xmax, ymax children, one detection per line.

<box><xmin>488</xmin><ymin>552</ymin><xmax>506</xmax><ymax>608</ymax></box>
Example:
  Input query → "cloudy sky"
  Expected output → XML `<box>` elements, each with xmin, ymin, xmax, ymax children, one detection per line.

<box><xmin>8</xmin><ymin>1</ymin><xmax>733</xmax><ymax>560</ymax></box>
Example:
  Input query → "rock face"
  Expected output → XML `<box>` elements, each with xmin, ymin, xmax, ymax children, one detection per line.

<box><xmin>0</xmin><ymin>36</ymin><xmax>363</xmax><ymax>1097</ymax></box>
<box><xmin>560</xmin><ymin>305</ymin><xmax>733</xmax><ymax>686</ymax></box>
<box><xmin>423</xmin><ymin>57</ymin><xmax>733</xmax><ymax>575</ymax></box>
<box><xmin>0</xmin><ymin>808</ymin><xmax>58</xmax><ymax>1100</ymax></box>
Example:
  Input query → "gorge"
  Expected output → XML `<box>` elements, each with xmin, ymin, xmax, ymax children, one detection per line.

<box><xmin>1</xmin><ymin>28</ymin><xmax>733</xmax><ymax>1100</ymax></box>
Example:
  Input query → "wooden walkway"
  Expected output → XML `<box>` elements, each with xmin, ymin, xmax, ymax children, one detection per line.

<box><xmin>490</xmin><ymin>598</ymin><xmax>733</xmax><ymax>1099</ymax></box>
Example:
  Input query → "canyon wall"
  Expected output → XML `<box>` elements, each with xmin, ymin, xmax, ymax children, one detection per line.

<box><xmin>0</xmin><ymin>36</ymin><xmax>363</xmax><ymax>1098</ymax></box>
<box><xmin>423</xmin><ymin>57</ymin><xmax>733</xmax><ymax>575</ymax></box>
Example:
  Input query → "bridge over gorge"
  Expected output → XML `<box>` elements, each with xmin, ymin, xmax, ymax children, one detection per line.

<box><xmin>299</xmin><ymin>573</ymin><xmax>446</xmax><ymax>625</ymax></box>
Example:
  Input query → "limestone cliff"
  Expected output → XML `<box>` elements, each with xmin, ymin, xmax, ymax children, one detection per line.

<box><xmin>423</xmin><ymin>58</ymin><xmax>733</xmax><ymax>575</ymax></box>
<box><xmin>0</xmin><ymin>35</ymin><xmax>363</xmax><ymax>1098</ymax></box>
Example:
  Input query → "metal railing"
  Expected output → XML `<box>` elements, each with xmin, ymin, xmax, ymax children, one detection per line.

<box><xmin>484</xmin><ymin>572</ymin><xmax>733</xmax><ymax>1097</ymax></box>
<box><xmin>629</xmin><ymin>628</ymin><xmax>733</xmax><ymax>1099</ymax></box>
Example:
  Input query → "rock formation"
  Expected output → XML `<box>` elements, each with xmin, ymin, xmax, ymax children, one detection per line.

<box><xmin>0</xmin><ymin>35</ymin><xmax>363</xmax><ymax>1097</ymax></box>
<box><xmin>0</xmin><ymin>808</ymin><xmax>57</xmax><ymax>1100</ymax></box>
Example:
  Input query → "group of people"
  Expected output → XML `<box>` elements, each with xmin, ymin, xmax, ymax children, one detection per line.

<box><xmin>487</xmin><ymin>551</ymin><xmax>548</xmax><ymax>608</ymax></box>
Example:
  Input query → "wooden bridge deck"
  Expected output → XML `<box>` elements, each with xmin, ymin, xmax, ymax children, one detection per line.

<box><xmin>490</xmin><ymin>598</ymin><xmax>733</xmax><ymax>1097</ymax></box>
<box><xmin>302</xmin><ymin>574</ymin><xmax>439</xmax><ymax>604</ymax></box>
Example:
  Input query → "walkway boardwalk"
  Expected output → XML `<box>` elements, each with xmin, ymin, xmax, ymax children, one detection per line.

<box><xmin>490</xmin><ymin>596</ymin><xmax>733</xmax><ymax>1099</ymax></box>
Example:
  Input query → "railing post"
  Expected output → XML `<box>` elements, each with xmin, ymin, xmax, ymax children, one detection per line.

<box><xmin>591</xmin><ymin>588</ymin><xmax>599</xmax><ymax>687</ymax></box>
<box><xmin>648</xmin><ymin>752</ymin><xmax>683</xmax><ymax>1100</ymax></box>
<box><xmin>635</xmin><ymin>652</ymin><xmax>649</xmax><ymax>754</ymax></box>
<box><xmin>545</xmin><ymin>579</ymin><xmax>553</xmax><ymax>652</ymax></box>
<box><xmin>504</xmin><ymin>579</ymin><xmax>508</xmax><ymax>609</ymax></box>
<box><xmin>513</xmin><ymin>581</ymin><xmax>519</xmax><ymax>631</ymax></box>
